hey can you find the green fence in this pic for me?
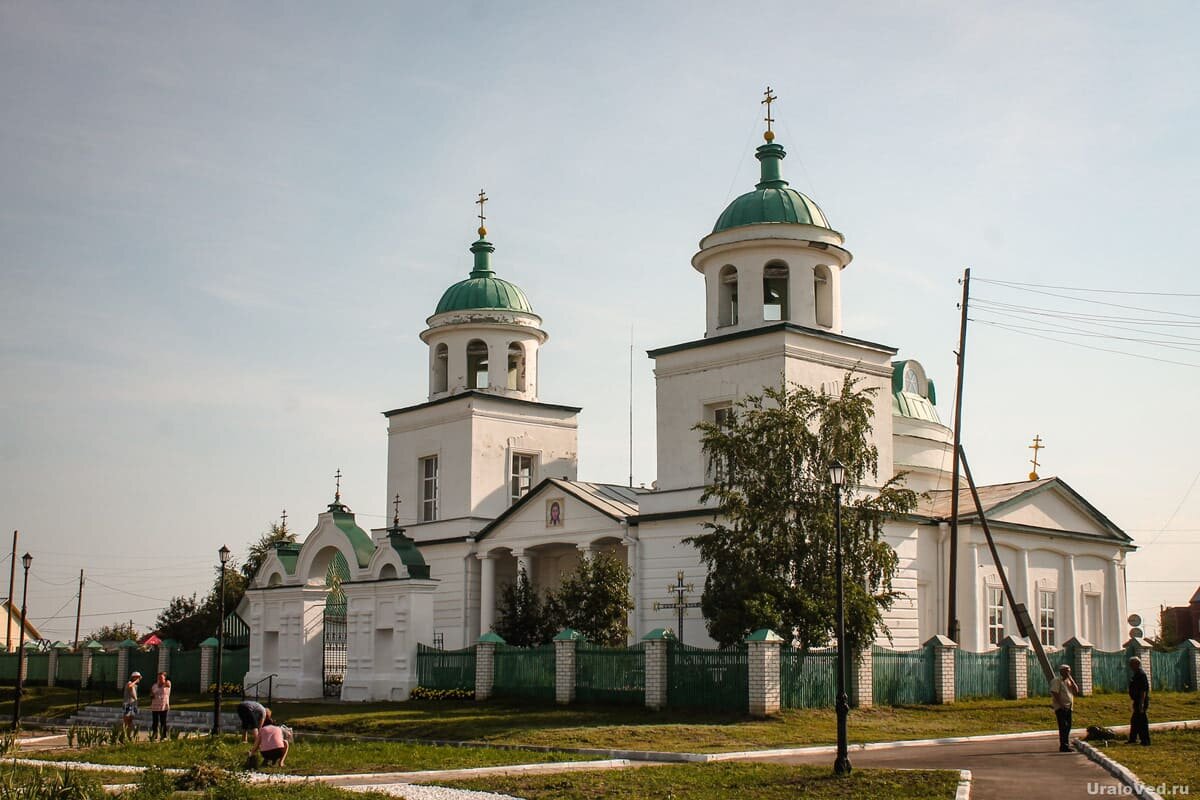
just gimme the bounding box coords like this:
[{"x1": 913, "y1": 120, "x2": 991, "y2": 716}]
[
  {"x1": 1151, "y1": 648, "x2": 1190, "y2": 692},
  {"x1": 129, "y1": 648, "x2": 159, "y2": 682},
  {"x1": 221, "y1": 648, "x2": 249, "y2": 689},
  {"x1": 873, "y1": 645, "x2": 935, "y2": 706},
  {"x1": 24, "y1": 652, "x2": 50, "y2": 685},
  {"x1": 493, "y1": 644, "x2": 555, "y2": 702},
  {"x1": 668, "y1": 642, "x2": 748, "y2": 712},
  {"x1": 1092, "y1": 650, "x2": 1128, "y2": 693},
  {"x1": 0, "y1": 653, "x2": 17, "y2": 683},
  {"x1": 954, "y1": 648, "x2": 1008, "y2": 699},
  {"x1": 1025, "y1": 648, "x2": 1071, "y2": 696},
  {"x1": 170, "y1": 649, "x2": 202, "y2": 693},
  {"x1": 91, "y1": 652, "x2": 118, "y2": 689},
  {"x1": 56, "y1": 653, "x2": 84, "y2": 687},
  {"x1": 781, "y1": 647, "x2": 837, "y2": 709},
  {"x1": 576, "y1": 643, "x2": 645, "y2": 705},
  {"x1": 416, "y1": 644, "x2": 477, "y2": 690}
]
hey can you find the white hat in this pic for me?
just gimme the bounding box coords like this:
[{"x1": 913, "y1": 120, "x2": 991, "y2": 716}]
[{"x1": 130, "y1": 671, "x2": 142, "y2": 678}]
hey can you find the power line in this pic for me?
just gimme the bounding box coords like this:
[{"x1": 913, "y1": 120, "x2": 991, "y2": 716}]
[
  {"x1": 971, "y1": 303, "x2": 1200, "y2": 343},
  {"x1": 88, "y1": 579, "x2": 171, "y2": 604},
  {"x1": 974, "y1": 297, "x2": 1200, "y2": 327},
  {"x1": 973, "y1": 280, "x2": 1200, "y2": 319},
  {"x1": 1140, "y1": 468, "x2": 1200, "y2": 550},
  {"x1": 975, "y1": 277, "x2": 1200, "y2": 298},
  {"x1": 970, "y1": 311, "x2": 1200, "y2": 354},
  {"x1": 972, "y1": 319, "x2": 1200, "y2": 368}
]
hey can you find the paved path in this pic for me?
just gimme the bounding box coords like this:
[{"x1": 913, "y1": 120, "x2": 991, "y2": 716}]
[{"x1": 757, "y1": 732, "x2": 1124, "y2": 800}]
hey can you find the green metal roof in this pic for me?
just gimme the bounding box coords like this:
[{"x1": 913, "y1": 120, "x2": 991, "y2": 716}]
[
  {"x1": 329, "y1": 504, "x2": 376, "y2": 569},
  {"x1": 712, "y1": 142, "x2": 830, "y2": 234},
  {"x1": 387, "y1": 530, "x2": 431, "y2": 579},
  {"x1": 435, "y1": 238, "x2": 534, "y2": 315},
  {"x1": 892, "y1": 360, "x2": 942, "y2": 423},
  {"x1": 273, "y1": 541, "x2": 301, "y2": 575}
]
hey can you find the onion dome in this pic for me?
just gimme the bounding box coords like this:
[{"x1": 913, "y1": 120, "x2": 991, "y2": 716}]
[
  {"x1": 712, "y1": 140, "x2": 830, "y2": 234},
  {"x1": 435, "y1": 237, "x2": 534, "y2": 315}
]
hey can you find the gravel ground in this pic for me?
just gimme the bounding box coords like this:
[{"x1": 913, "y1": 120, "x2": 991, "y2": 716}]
[{"x1": 343, "y1": 784, "x2": 521, "y2": 800}]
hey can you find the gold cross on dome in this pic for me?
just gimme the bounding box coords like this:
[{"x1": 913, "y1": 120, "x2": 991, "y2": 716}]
[
  {"x1": 475, "y1": 189, "x2": 488, "y2": 236},
  {"x1": 762, "y1": 86, "x2": 778, "y2": 141},
  {"x1": 1028, "y1": 435, "x2": 1045, "y2": 480},
  {"x1": 334, "y1": 468, "x2": 343, "y2": 502}
]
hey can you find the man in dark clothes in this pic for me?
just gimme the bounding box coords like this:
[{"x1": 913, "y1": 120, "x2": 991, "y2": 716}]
[{"x1": 1127, "y1": 656, "x2": 1151, "y2": 745}]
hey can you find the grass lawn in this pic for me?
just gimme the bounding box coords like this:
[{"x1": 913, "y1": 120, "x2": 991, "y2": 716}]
[
  {"x1": 25, "y1": 734, "x2": 597, "y2": 775},
  {"x1": 443, "y1": 762, "x2": 961, "y2": 799},
  {"x1": 1099, "y1": 729, "x2": 1199, "y2": 794}
]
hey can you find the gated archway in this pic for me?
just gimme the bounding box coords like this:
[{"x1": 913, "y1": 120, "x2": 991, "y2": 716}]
[{"x1": 322, "y1": 551, "x2": 350, "y2": 697}]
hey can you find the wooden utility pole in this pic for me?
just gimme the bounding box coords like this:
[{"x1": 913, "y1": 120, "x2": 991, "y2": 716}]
[
  {"x1": 5, "y1": 530, "x2": 16, "y2": 652},
  {"x1": 73, "y1": 570, "x2": 85, "y2": 650},
  {"x1": 947, "y1": 269, "x2": 970, "y2": 642}
]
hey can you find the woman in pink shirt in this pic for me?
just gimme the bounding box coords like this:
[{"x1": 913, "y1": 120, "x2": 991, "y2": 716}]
[
  {"x1": 250, "y1": 710, "x2": 288, "y2": 767},
  {"x1": 149, "y1": 672, "x2": 171, "y2": 741}
]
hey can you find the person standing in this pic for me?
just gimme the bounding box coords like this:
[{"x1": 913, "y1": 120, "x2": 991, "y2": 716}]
[
  {"x1": 1049, "y1": 663, "x2": 1080, "y2": 752},
  {"x1": 1127, "y1": 656, "x2": 1151, "y2": 745},
  {"x1": 122, "y1": 671, "x2": 142, "y2": 737},
  {"x1": 149, "y1": 671, "x2": 171, "y2": 741}
]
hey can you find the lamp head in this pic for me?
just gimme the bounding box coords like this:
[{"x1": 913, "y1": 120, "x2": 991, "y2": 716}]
[
  {"x1": 21, "y1": 552, "x2": 32, "y2": 570},
  {"x1": 218, "y1": 545, "x2": 231, "y2": 565},
  {"x1": 828, "y1": 460, "x2": 846, "y2": 488}
]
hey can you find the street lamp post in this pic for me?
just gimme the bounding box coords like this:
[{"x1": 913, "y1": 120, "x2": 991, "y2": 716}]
[
  {"x1": 829, "y1": 461, "x2": 851, "y2": 776},
  {"x1": 212, "y1": 545, "x2": 230, "y2": 737},
  {"x1": 11, "y1": 553, "x2": 32, "y2": 730}
]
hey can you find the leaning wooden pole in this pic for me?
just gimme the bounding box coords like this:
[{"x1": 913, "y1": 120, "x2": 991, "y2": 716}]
[
  {"x1": 6, "y1": 530, "x2": 16, "y2": 652},
  {"x1": 947, "y1": 269, "x2": 970, "y2": 642},
  {"x1": 959, "y1": 445, "x2": 1054, "y2": 682}
]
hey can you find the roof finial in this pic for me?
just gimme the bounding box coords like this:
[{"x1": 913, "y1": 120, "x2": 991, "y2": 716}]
[
  {"x1": 476, "y1": 189, "x2": 488, "y2": 238},
  {"x1": 762, "y1": 86, "x2": 777, "y2": 142},
  {"x1": 280, "y1": 508, "x2": 288, "y2": 531},
  {"x1": 334, "y1": 468, "x2": 343, "y2": 503},
  {"x1": 1028, "y1": 435, "x2": 1045, "y2": 480},
  {"x1": 392, "y1": 493, "x2": 402, "y2": 529}
]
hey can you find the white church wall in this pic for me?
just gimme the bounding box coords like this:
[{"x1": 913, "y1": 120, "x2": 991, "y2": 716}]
[
  {"x1": 991, "y1": 492, "x2": 1109, "y2": 537},
  {"x1": 387, "y1": 404, "x2": 476, "y2": 527},
  {"x1": 468, "y1": 410, "x2": 579, "y2": 520},
  {"x1": 892, "y1": 415, "x2": 954, "y2": 494},
  {"x1": 637, "y1": 517, "x2": 712, "y2": 646},
  {"x1": 421, "y1": 323, "x2": 543, "y2": 401},
  {"x1": 881, "y1": 522, "x2": 922, "y2": 650}
]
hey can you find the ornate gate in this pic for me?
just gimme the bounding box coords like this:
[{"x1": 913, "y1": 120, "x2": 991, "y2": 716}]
[{"x1": 321, "y1": 552, "x2": 350, "y2": 697}]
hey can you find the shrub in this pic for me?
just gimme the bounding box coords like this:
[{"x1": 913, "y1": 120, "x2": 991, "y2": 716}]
[{"x1": 410, "y1": 686, "x2": 473, "y2": 700}]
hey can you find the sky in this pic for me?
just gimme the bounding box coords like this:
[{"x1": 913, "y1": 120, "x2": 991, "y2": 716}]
[{"x1": 1, "y1": 1, "x2": 1197, "y2": 642}]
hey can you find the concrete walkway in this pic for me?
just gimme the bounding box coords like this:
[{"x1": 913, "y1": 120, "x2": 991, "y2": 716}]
[{"x1": 757, "y1": 732, "x2": 1124, "y2": 800}]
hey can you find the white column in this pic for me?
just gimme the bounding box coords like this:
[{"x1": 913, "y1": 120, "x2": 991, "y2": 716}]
[
  {"x1": 479, "y1": 553, "x2": 497, "y2": 634},
  {"x1": 1063, "y1": 555, "x2": 1078, "y2": 643},
  {"x1": 513, "y1": 548, "x2": 534, "y2": 582},
  {"x1": 576, "y1": 543, "x2": 593, "y2": 561},
  {"x1": 967, "y1": 542, "x2": 983, "y2": 651},
  {"x1": 1016, "y1": 550, "x2": 1031, "y2": 614},
  {"x1": 1104, "y1": 559, "x2": 1121, "y2": 651}
]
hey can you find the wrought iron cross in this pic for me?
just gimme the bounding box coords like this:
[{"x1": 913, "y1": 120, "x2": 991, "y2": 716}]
[
  {"x1": 654, "y1": 570, "x2": 701, "y2": 643},
  {"x1": 280, "y1": 508, "x2": 287, "y2": 529},
  {"x1": 476, "y1": 189, "x2": 488, "y2": 234},
  {"x1": 762, "y1": 86, "x2": 777, "y2": 138},
  {"x1": 392, "y1": 493, "x2": 402, "y2": 528},
  {"x1": 1028, "y1": 434, "x2": 1045, "y2": 480},
  {"x1": 334, "y1": 468, "x2": 343, "y2": 502}
]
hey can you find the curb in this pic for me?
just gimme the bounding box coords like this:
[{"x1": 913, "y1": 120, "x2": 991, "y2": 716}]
[
  {"x1": 1074, "y1": 739, "x2": 1164, "y2": 800},
  {"x1": 956, "y1": 769, "x2": 972, "y2": 800}
]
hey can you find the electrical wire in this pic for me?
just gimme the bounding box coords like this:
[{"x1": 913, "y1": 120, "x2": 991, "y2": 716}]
[
  {"x1": 34, "y1": 592, "x2": 80, "y2": 625},
  {"x1": 87, "y1": 579, "x2": 171, "y2": 604},
  {"x1": 973, "y1": 282, "x2": 1200, "y2": 319},
  {"x1": 969, "y1": 312, "x2": 1200, "y2": 354},
  {"x1": 974, "y1": 277, "x2": 1200, "y2": 298},
  {"x1": 971, "y1": 319, "x2": 1200, "y2": 368}
]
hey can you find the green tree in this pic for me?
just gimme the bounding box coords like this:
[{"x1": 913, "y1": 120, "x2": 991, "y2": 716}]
[
  {"x1": 153, "y1": 594, "x2": 210, "y2": 649},
  {"x1": 242, "y1": 521, "x2": 296, "y2": 582},
  {"x1": 688, "y1": 374, "x2": 917, "y2": 651},
  {"x1": 555, "y1": 551, "x2": 634, "y2": 646},
  {"x1": 85, "y1": 621, "x2": 140, "y2": 643},
  {"x1": 493, "y1": 567, "x2": 557, "y2": 646},
  {"x1": 1156, "y1": 607, "x2": 1181, "y2": 650}
]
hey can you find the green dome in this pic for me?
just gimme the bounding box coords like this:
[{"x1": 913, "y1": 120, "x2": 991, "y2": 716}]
[
  {"x1": 435, "y1": 238, "x2": 534, "y2": 315},
  {"x1": 712, "y1": 142, "x2": 830, "y2": 234}
]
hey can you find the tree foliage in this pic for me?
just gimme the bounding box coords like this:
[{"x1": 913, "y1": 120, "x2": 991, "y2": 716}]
[
  {"x1": 85, "y1": 621, "x2": 140, "y2": 643},
  {"x1": 493, "y1": 567, "x2": 558, "y2": 647},
  {"x1": 242, "y1": 521, "x2": 296, "y2": 582},
  {"x1": 688, "y1": 374, "x2": 917, "y2": 651},
  {"x1": 153, "y1": 594, "x2": 210, "y2": 649}
]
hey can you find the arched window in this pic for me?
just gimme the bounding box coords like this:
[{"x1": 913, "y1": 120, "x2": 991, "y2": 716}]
[
  {"x1": 432, "y1": 343, "x2": 448, "y2": 394},
  {"x1": 763, "y1": 262, "x2": 789, "y2": 321},
  {"x1": 717, "y1": 265, "x2": 739, "y2": 327},
  {"x1": 467, "y1": 340, "x2": 489, "y2": 389},
  {"x1": 814, "y1": 265, "x2": 833, "y2": 328},
  {"x1": 507, "y1": 342, "x2": 526, "y2": 391}
]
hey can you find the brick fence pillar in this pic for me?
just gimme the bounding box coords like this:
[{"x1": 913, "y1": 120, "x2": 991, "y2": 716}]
[
  {"x1": 117, "y1": 642, "x2": 134, "y2": 689},
  {"x1": 81, "y1": 645, "x2": 95, "y2": 689},
  {"x1": 157, "y1": 644, "x2": 172, "y2": 677},
  {"x1": 1181, "y1": 640, "x2": 1200, "y2": 692},
  {"x1": 47, "y1": 647, "x2": 60, "y2": 688},
  {"x1": 199, "y1": 637, "x2": 217, "y2": 694},
  {"x1": 1125, "y1": 637, "x2": 1153, "y2": 686},
  {"x1": 554, "y1": 629, "x2": 583, "y2": 705},
  {"x1": 475, "y1": 632, "x2": 503, "y2": 701},
  {"x1": 849, "y1": 648, "x2": 873, "y2": 708},
  {"x1": 925, "y1": 635, "x2": 957, "y2": 704},
  {"x1": 1002, "y1": 635, "x2": 1029, "y2": 700},
  {"x1": 746, "y1": 629, "x2": 782, "y2": 717},
  {"x1": 642, "y1": 628, "x2": 673, "y2": 711},
  {"x1": 1065, "y1": 637, "x2": 1093, "y2": 696}
]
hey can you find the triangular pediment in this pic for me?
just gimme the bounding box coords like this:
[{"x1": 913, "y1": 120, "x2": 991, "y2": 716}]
[{"x1": 477, "y1": 478, "x2": 641, "y2": 546}]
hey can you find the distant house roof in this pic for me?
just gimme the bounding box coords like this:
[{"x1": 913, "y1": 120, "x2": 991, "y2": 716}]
[
  {"x1": 2, "y1": 599, "x2": 42, "y2": 642},
  {"x1": 477, "y1": 478, "x2": 646, "y2": 539}
]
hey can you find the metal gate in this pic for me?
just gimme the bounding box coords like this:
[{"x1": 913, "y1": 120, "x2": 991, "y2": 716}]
[{"x1": 322, "y1": 551, "x2": 350, "y2": 697}]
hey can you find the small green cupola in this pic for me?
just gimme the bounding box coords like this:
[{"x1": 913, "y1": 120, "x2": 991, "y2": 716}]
[
  {"x1": 434, "y1": 198, "x2": 534, "y2": 317},
  {"x1": 712, "y1": 139, "x2": 831, "y2": 234}
]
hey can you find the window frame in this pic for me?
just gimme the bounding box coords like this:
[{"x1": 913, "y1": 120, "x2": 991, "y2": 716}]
[
  {"x1": 1038, "y1": 589, "x2": 1057, "y2": 647},
  {"x1": 419, "y1": 454, "x2": 439, "y2": 522},
  {"x1": 509, "y1": 451, "x2": 537, "y2": 505},
  {"x1": 986, "y1": 584, "x2": 1005, "y2": 646}
]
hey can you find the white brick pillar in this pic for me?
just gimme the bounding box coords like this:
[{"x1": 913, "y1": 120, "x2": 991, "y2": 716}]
[
  {"x1": 478, "y1": 554, "x2": 497, "y2": 635},
  {"x1": 116, "y1": 644, "x2": 132, "y2": 689},
  {"x1": 199, "y1": 639, "x2": 217, "y2": 694},
  {"x1": 849, "y1": 648, "x2": 873, "y2": 708},
  {"x1": 475, "y1": 632, "x2": 503, "y2": 701},
  {"x1": 926, "y1": 635, "x2": 957, "y2": 704},
  {"x1": 81, "y1": 647, "x2": 95, "y2": 689},
  {"x1": 746, "y1": 629, "x2": 782, "y2": 717},
  {"x1": 642, "y1": 628, "x2": 673, "y2": 710},
  {"x1": 1182, "y1": 640, "x2": 1200, "y2": 692},
  {"x1": 554, "y1": 629, "x2": 583, "y2": 705},
  {"x1": 1002, "y1": 635, "x2": 1029, "y2": 699},
  {"x1": 47, "y1": 647, "x2": 59, "y2": 688},
  {"x1": 1065, "y1": 637, "x2": 1093, "y2": 696},
  {"x1": 1125, "y1": 637, "x2": 1153, "y2": 685},
  {"x1": 157, "y1": 644, "x2": 171, "y2": 677}
]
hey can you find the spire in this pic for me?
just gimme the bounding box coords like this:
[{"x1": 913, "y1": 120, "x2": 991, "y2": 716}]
[
  {"x1": 470, "y1": 189, "x2": 496, "y2": 277},
  {"x1": 755, "y1": 87, "x2": 788, "y2": 190}
]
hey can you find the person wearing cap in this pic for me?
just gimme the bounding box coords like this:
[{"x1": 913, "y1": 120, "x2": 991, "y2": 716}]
[
  {"x1": 1049, "y1": 663, "x2": 1080, "y2": 752},
  {"x1": 1127, "y1": 657, "x2": 1151, "y2": 745},
  {"x1": 122, "y1": 671, "x2": 142, "y2": 737}
]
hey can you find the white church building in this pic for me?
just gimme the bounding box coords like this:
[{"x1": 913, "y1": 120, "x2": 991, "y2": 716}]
[{"x1": 245, "y1": 113, "x2": 1133, "y2": 699}]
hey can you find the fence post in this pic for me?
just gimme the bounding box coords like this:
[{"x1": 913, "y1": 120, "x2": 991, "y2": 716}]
[
  {"x1": 641, "y1": 628, "x2": 674, "y2": 711},
  {"x1": 1064, "y1": 637, "x2": 1093, "y2": 696},
  {"x1": 475, "y1": 632, "x2": 504, "y2": 701},
  {"x1": 1001, "y1": 635, "x2": 1029, "y2": 700},
  {"x1": 554, "y1": 629, "x2": 584, "y2": 705},
  {"x1": 157, "y1": 640, "x2": 175, "y2": 678},
  {"x1": 849, "y1": 648, "x2": 873, "y2": 708},
  {"x1": 47, "y1": 646, "x2": 60, "y2": 688},
  {"x1": 1125, "y1": 637, "x2": 1153, "y2": 685},
  {"x1": 745, "y1": 629, "x2": 782, "y2": 717},
  {"x1": 199, "y1": 637, "x2": 218, "y2": 694},
  {"x1": 1180, "y1": 640, "x2": 1200, "y2": 692},
  {"x1": 925, "y1": 635, "x2": 957, "y2": 704},
  {"x1": 117, "y1": 639, "x2": 137, "y2": 689},
  {"x1": 81, "y1": 643, "x2": 97, "y2": 689}
]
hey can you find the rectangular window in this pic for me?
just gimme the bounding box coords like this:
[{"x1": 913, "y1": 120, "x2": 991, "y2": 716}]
[
  {"x1": 987, "y1": 585, "x2": 1005, "y2": 646},
  {"x1": 420, "y1": 455, "x2": 439, "y2": 521},
  {"x1": 708, "y1": 405, "x2": 733, "y2": 483},
  {"x1": 510, "y1": 453, "x2": 536, "y2": 504},
  {"x1": 1039, "y1": 590, "x2": 1056, "y2": 647}
]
